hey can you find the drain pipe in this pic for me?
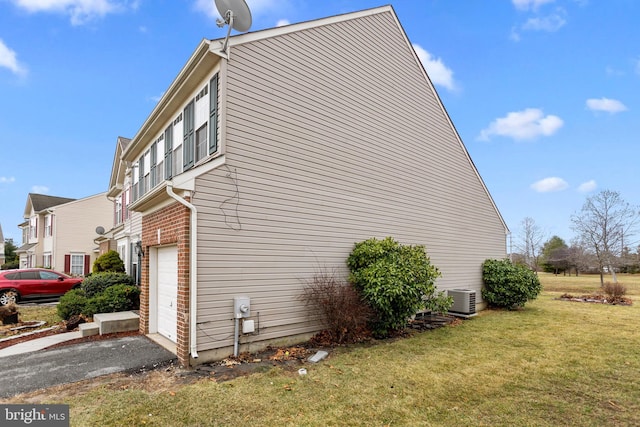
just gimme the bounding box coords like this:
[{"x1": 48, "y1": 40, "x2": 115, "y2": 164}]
[{"x1": 166, "y1": 184, "x2": 199, "y2": 360}]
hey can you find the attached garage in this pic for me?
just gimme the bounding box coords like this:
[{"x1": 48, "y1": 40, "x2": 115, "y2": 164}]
[{"x1": 155, "y1": 245, "x2": 178, "y2": 343}]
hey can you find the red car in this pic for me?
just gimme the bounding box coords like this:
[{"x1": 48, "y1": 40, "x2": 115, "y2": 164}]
[{"x1": 0, "y1": 268, "x2": 83, "y2": 306}]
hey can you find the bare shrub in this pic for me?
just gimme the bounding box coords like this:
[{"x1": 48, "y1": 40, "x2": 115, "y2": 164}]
[
  {"x1": 602, "y1": 282, "x2": 627, "y2": 303},
  {"x1": 301, "y1": 269, "x2": 372, "y2": 344}
]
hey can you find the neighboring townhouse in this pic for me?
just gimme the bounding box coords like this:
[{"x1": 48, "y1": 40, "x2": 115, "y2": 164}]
[
  {"x1": 99, "y1": 136, "x2": 144, "y2": 284},
  {"x1": 112, "y1": 6, "x2": 509, "y2": 366},
  {"x1": 16, "y1": 193, "x2": 113, "y2": 275}
]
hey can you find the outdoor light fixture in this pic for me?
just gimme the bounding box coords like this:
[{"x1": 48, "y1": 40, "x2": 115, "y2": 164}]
[{"x1": 135, "y1": 240, "x2": 144, "y2": 257}]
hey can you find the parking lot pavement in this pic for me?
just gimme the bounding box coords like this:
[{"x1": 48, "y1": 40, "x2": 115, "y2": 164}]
[{"x1": 0, "y1": 335, "x2": 177, "y2": 398}]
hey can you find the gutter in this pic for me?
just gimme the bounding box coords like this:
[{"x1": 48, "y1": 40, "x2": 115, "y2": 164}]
[{"x1": 166, "y1": 184, "x2": 199, "y2": 360}]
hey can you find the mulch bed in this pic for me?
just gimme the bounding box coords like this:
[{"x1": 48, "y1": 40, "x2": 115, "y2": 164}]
[{"x1": 558, "y1": 293, "x2": 633, "y2": 306}]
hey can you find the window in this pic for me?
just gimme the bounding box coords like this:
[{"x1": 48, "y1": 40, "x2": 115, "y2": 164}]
[
  {"x1": 195, "y1": 123, "x2": 208, "y2": 163},
  {"x1": 44, "y1": 215, "x2": 52, "y2": 237},
  {"x1": 29, "y1": 218, "x2": 37, "y2": 239},
  {"x1": 39, "y1": 270, "x2": 59, "y2": 280},
  {"x1": 43, "y1": 253, "x2": 52, "y2": 269},
  {"x1": 70, "y1": 255, "x2": 85, "y2": 275},
  {"x1": 183, "y1": 100, "x2": 195, "y2": 170},
  {"x1": 123, "y1": 189, "x2": 130, "y2": 220},
  {"x1": 115, "y1": 197, "x2": 123, "y2": 225}
]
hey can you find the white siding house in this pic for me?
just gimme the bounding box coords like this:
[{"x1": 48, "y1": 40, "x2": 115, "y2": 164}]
[{"x1": 116, "y1": 6, "x2": 509, "y2": 366}]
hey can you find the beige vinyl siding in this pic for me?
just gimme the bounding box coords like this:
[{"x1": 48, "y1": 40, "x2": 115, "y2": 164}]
[
  {"x1": 192, "y1": 11, "x2": 506, "y2": 352},
  {"x1": 51, "y1": 193, "x2": 113, "y2": 273}
]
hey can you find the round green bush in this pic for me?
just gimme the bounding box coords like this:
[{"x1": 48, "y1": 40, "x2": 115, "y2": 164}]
[
  {"x1": 82, "y1": 272, "x2": 135, "y2": 298},
  {"x1": 92, "y1": 250, "x2": 125, "y2": 273},
  {"x1": 481, "y1": 258, "x2": 542, "y2": 309},
  {"x1": 57, "y1": 289, "x2": 89, "y2": 320},
  {"x1": 85, "y1": 284, "x2": 140, "y2": 317},
  {"x1": 347, "y1": 237, "x2": 446, "y2": 337}
]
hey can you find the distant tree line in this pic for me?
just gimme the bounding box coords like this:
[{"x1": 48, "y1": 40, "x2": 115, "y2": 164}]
[{"x1": 511, "y1": 190, "x2": 640, "y2": 286}]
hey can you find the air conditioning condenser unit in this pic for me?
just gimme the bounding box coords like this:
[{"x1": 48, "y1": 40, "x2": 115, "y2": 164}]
[{"x1": 447, "y1": 289, "x2": 477, "y2": 317}]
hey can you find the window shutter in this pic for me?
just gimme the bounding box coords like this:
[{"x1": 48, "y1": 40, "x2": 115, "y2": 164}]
[
  {"x1": 164, "y1": 124, "x2": 173, "y2": 179},
  {"x1": 51, "y1": 214, "x2": 54, "y2": 236},
  {"x1": 64, "y1": 254, "x2": 71, "y2": 274},
  {"x1": 183, "y1": 100, "x2": 195, "y2": 170},
  {"x1": 209, "y1": 74, "x2": 219, "y2": 155},
  {"x1": 139, "y1": 155, "x2": 145, "y2": 196},
  {"x1": 35, "y1": 218, "x2": 38, "y2": 238},
  {"x1": 84, "y1": 255, "x2": 91, "y2": 276},
  {"x1": 150, "y1": 141, "x2": 157, "y2": 187}
]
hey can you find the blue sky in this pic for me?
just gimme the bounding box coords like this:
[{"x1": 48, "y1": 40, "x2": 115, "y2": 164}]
[{"x1": 1, "y1": 0, "x2": 638, "y2": 249}]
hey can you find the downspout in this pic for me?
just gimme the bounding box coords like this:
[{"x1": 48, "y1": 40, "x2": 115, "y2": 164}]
[{"x1": 166, "y1": 184, "x2": 199, "y2": 360}]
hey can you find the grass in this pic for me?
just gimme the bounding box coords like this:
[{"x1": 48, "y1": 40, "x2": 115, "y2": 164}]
[
  {"x1": 14, "y1": 304, "x2": 62, "y2": 328},
  {"x1": 10, "y1": 275, "x2": 640, "y2": 426},
  {"x1": 538, "y1": 272, "x2": 640, "y2": 296}
]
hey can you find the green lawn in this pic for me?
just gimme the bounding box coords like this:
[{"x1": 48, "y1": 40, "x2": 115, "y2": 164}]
[
  {"x1": 51, "y1": 273, "x2": 640, "y2": 426},
  {"x1": 6, "y1": 275, "x2": 640, "y2": 426}
]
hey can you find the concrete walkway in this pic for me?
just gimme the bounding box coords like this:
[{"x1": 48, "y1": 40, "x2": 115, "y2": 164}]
[
  {"x1": 0, "y1": 335, "x2": 177, "y2": 398},
  {"x1": 0, "y1": 331, "x2": 83, "y2": 357}
]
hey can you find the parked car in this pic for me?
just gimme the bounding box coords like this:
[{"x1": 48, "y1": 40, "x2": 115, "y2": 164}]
[{"x1": 0, "y1": 268, "x2": 83, "y2": 306}]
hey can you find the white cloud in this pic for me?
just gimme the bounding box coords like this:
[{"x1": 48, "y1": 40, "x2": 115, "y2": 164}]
[
  {"x1": 478, "y1": 108, "x2": 563, "y2": 141},
  {"x1": 522, "y1": 14, "x2": 566, "y2": 32},
  {"x1": 586, "y1": 97, "x2": 627, "y2": 114},
  {"x1": 276, "y1": 19, "x2": 290, "y2": 27},
  {"x1": 577, "y1": 180, "x2": 597, "y2": 193},
  {"x1": 31, "y1": 185, "x2": 50, "y2": 193},
  {"x1": 149, "y1": 92, "x2": 164, "y2": 103},
  {"x1": 531, "y1": 177, "x2": 569, "y2": 193},
  {"x1": 0, "y1": 176, "x2": 16, "y2": 184},
  {"x1": 0, "y1": 39, "x2": 27, "y2": 76},
  {"x1": 195, "y1": 0, "x2": 285, "y2": 20},
  {"x1": 9, "y1": 0, "x2": 131, "y2": 25},
  {"x1": 412, "y1": 44, "x2": 457, "y2": 92},
  {"x1": 512, "y1": 0, "x2": 555, "y2": 11}
]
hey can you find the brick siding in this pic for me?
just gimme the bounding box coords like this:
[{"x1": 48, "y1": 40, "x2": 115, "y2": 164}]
[{"x1": 140, "y1": 200, "x2": 192, "y2": 366}]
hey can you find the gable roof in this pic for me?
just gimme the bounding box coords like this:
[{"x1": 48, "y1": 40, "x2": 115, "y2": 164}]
[
  {"x1": 25, "y1": 193, "x2": 76, "y2": 216},
  {"x1": 107, "y1": 136, "x2": 132, "y2": 197}
]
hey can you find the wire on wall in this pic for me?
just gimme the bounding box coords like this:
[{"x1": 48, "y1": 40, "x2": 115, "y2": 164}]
[{"x1": 219, "y1": 165, "x2": 242, "y2": 231}]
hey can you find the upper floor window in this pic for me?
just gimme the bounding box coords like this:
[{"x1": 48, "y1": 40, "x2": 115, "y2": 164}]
[
  {"x1": 44, "y1": 215, "x2": 53, "y2": 237},
  {"x1": 29, "y1": 217, "x2": 37, "y2": 239},
  {"x1": 114, "y1": 196, "x2": 123, "y2": 225},
  {"x1": 131, "y1": 72, "x2": 219, "y2": 202}
]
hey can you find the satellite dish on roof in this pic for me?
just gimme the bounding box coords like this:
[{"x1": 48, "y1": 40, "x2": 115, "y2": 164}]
[
  {"x1": 95, "y1": 226, "x2": 105, "y2": 235},
  {"x1": 215, "y1": 0, "x2": 252, "y2": 53}
]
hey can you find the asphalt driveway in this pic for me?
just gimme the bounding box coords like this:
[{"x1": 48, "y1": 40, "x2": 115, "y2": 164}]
[{"x1": 0, "y1": 335, "x2": 176, "y2": 398}]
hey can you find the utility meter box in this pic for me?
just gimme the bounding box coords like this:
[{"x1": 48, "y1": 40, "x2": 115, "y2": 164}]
[{"x1": 233, "y1": 296, "x2": 251, "y2": 319}]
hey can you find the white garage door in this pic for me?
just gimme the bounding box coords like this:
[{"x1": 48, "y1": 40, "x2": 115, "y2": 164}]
[{"x1": 157, "y1": 246, "x2": 178, "y2": 343}]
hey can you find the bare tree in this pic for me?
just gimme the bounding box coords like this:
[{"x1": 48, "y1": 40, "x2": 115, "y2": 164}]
[
  {"x1": 514, "y1": 217, "x2": 545, "y2": 272},
  {"x1": 570, "y1": 190, "x2": 640, "y2": 285}
]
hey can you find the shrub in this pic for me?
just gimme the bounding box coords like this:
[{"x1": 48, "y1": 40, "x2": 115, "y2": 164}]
[
  {"x1": 57, "y1": 289, "x2": 89, "y2": 320},
  {"x1": 603, "y1": 282, "x2": 626, "y2": 303},
  {"x1": 481, "y1": 258, "x2": 542, "y2": 309},
  {"x1": 85, "y1": 285, "x2": 140, "y2": 317},
  {"x1": 82, "y1": 271, "x2": 135, "y2": 298},
  {"x1": 93, "y1": 250, "x2": 125, "y2": 273},
  {"x1": 1, "y1": 261, "x2": 20, "y2": 270},
  {"x1": 301, "y1": 269, "x2": 372, "y2": 344},
  {"x1": 347, "y1": 237, "x2": 446, "y2": 337}
]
